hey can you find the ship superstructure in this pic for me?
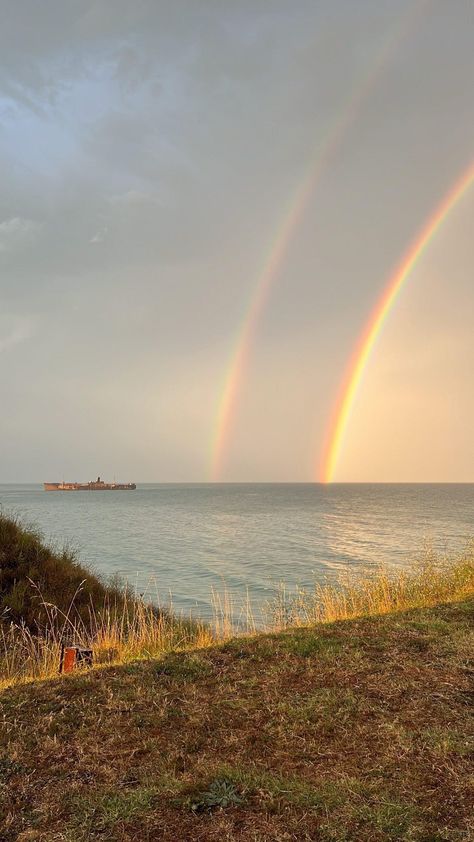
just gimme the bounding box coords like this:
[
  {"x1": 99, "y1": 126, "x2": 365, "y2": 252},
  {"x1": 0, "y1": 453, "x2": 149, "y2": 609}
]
[{"x1": 44, "y1": 476, "x2": 136, "y2": 491}]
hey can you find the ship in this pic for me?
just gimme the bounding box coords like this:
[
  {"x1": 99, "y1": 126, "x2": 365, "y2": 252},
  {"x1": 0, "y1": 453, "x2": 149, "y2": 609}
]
[{"x1": 44, "y1": 476, "x2": 136, "y2": 491}]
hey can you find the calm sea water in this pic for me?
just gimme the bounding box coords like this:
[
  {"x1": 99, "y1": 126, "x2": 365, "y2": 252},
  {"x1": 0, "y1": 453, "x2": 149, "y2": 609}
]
[{"x1": 1, "y1": 484, "x2": 473, "y2": 623}]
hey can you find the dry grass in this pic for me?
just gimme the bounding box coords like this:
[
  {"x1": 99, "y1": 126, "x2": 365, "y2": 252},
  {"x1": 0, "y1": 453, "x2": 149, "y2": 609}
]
[
  {"x1": 266, "y1": 542, "x2": 474, "y2": 628},
  {"x1": 0, "y1": 511, "x2": 213, "y2": 689},
  {"x1": 2, "y1": 519, "x2": 473, "y2": 838},
  {"x1": 0, "y1": 591, "x2": 213, "y2": 690},
  {"x1": 1, "y1": 545, "x2": 473, "y2": 690},
  {"x1": 1, "y1": 597, "x2": 473, "y2": 841}
]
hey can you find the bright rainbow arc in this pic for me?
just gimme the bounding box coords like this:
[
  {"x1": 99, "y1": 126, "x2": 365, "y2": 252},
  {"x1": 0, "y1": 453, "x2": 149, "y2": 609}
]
[
  {"x1": 320, "y1": 161, "x2": 474, "y2": 484},
  {"x1": 210, "y1": 1, "x2": 430, "y2": 481}
]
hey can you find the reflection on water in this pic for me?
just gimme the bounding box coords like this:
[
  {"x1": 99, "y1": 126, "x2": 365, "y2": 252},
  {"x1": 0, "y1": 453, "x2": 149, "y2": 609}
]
[{"x1": 0, "y1": 483, "x2": 472, "y2": 622}]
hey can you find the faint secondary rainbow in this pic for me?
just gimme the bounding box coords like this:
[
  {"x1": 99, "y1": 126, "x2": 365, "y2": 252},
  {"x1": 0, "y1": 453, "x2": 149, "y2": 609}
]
[
  {"x1": 320, "y1": 160, "x2": 474, "y2": 484},
  {"x1": 210, "y1": 1, "x2": 430, "y2": 481}
]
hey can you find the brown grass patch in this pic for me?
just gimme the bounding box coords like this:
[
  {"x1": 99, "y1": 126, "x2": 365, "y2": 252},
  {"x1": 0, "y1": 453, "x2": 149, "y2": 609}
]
[{"x1": 1, "y1": 598, "x2": 473, "y2": 841}]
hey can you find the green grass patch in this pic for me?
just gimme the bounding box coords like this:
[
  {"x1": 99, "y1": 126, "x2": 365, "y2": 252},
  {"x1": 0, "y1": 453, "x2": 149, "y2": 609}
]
[
  {"x1": 408, "y1": 618, "x2": 453, "y2": 635},
  {"x1": 153, "y1": 653, "x2": 211, "y2": 681},
  {"x1": 199, "y1": 766, "x2": 361, "y2": 812},
  {"x1": 70, "y1": 787, "x2": 159, "y2": 837},
  {"x1": 278, "y1": 631, "x2": 344, "y2": 658},
  {"x1": 421, "y1": 727, "x2": 472, "y2": 758},
  {"x1": 276, "y1": 687, "x2": 361, "y2": 726},
  {"x1": 354, "y1": 798, "x2": 417, "y2": 840}
]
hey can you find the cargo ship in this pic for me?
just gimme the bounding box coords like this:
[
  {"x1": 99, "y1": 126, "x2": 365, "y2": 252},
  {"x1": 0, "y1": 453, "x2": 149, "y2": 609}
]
[{"x1": 44, "y1": 476, "x2": 136, "y2": 491}]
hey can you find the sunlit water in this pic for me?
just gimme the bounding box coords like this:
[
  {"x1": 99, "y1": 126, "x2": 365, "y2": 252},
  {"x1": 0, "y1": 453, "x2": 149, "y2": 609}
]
[{"x1": 1, "y1": 484, "x2": 472, "y2": 624}]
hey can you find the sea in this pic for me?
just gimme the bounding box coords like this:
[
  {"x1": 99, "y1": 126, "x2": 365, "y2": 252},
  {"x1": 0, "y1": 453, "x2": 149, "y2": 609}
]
[{"x1": 1, "y1": 483, "x2": 473, "y2": 625}]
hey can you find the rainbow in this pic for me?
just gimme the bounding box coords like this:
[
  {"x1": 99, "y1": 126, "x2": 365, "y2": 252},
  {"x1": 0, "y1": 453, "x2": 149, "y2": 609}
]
[
  {"x1": 320, "y1": 160, "x2": 474, "y2": 484},
  {"x1": 210, "y1": 1, "x2": 430, "y2": 481},
  {"x1": 210, "y1": 169, "x2": 320, "y2": 481}
]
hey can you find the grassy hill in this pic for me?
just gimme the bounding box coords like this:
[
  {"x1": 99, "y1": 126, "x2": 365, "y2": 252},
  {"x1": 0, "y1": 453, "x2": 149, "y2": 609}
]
[
  {"x1": 1, "y1": 597, "x2": 473, "y2": 841},
  {"x1": 0, "y1": 514, "x2": 205, "y2": 687},
  {"x1": 0, "y1": 514, "x2": 119, "y2": 631}
]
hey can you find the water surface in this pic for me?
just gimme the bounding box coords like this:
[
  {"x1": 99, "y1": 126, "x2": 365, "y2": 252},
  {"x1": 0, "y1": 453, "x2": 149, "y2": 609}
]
[{"x1": 1, "y1": 483, "x2": 472, "y2": 622}]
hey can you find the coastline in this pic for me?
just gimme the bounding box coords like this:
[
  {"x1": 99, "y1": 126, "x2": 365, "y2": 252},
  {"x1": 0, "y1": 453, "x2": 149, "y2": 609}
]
[{"x1": 1, "y1": 513, "x2": 473, "y2": 839}]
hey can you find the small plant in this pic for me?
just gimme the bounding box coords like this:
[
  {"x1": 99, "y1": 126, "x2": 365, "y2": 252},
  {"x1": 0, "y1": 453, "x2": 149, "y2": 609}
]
[{"x1": 188, "y1": 778, "x2": 245, "y2": 812}]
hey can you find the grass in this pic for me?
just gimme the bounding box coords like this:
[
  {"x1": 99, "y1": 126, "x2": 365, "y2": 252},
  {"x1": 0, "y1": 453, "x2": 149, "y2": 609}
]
[
  {"x1": 0, "y1": 513, "x2": 212, "y2": 688},
  {"x1": 0, "y1": 599, "x2": 213, "y2": 688},
  {"x1": 266, "y1": 542, "x2": 474, "y2": 627},
  {"x1": 0, "y1": 598, "x2": 472, "y2": 840},
  {"x1": 0, "y1": 512, "x2": 473, "y2": 689},
  {"x1": 1, "y1": 515, "x2": 474, "y2": 838},
  {"x1": 69, "y1": 787, "x2": 161, "y2": 836},
  {"x1": 0, "y1": 513, "x2": 121, "y2": 630}
]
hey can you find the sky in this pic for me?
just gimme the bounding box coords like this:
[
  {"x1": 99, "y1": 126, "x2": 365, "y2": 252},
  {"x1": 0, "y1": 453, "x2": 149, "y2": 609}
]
[{"x1": 0, "y1": 0, "x2": 473, "y2": 483}]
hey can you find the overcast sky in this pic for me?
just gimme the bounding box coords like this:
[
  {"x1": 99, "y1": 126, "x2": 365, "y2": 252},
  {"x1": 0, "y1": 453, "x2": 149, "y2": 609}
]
[{"x1": 1, "y1": 1, "x2": 473, "y2": 482}]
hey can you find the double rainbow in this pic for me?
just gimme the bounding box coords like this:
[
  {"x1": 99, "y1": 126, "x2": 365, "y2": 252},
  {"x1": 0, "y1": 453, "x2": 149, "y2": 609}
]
[
  {"x1": 320, "y1": 161, "x2": 474, "y2": 483},
  {"x1": 209, "y1": 1, "x2": 430, "y2": 481}
]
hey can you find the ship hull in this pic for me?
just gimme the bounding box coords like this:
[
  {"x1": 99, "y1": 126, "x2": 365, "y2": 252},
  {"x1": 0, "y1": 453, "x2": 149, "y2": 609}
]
[{"x1": 44, "y1": 482, "x2": 136, "y2": 491}]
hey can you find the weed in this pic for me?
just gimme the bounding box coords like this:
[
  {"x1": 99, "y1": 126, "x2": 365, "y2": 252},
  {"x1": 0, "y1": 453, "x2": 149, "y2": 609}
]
[
  {"x1": 185, "y1": 777, "x2": 245, "y2": 812},
  {"x1": 206, "y1": 766, "x2": 358, "y2": 811}
]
